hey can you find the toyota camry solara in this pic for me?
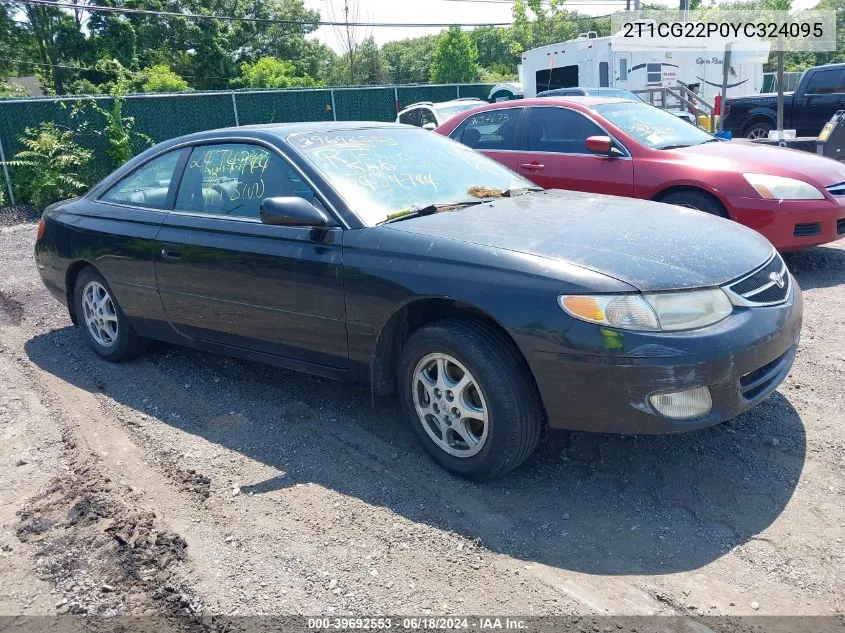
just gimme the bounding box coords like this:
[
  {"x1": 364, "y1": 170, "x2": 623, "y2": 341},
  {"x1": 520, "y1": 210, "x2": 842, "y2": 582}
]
[{"x1": 34, "y1": 122, "x2": 803, "y2": 479}]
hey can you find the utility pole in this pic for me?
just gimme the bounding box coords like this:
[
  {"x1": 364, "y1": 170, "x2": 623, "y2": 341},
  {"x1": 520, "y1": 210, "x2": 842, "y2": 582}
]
[{"x1": 344, "y1": 1, "x2": 354, "y2": 85}]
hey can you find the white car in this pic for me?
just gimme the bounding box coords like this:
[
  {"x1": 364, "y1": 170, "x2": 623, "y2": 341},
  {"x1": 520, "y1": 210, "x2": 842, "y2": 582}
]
[{"x1": 396, "y1": 98, "x2": 485, "y2": 130}]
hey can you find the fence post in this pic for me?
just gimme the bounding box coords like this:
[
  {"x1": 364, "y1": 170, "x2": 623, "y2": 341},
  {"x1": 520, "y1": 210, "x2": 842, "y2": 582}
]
[
  {"x1": 393, "y1": 87, "x2": 399, "y2": 116},
  {"x1": 231, "y1": 91, "x2": 240, "y2": 126},
  {"x1": 330, "y1": 89, "x2": 337, "y2": 121},
  {"x1": 0, "y1": 134, "x2": 15, "y2": 206},
  {"x1": 456, "y1": 84, "x2": 461, "y2": 99}
]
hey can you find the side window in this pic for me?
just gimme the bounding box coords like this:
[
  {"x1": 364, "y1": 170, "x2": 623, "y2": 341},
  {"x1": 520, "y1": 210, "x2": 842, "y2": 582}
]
[
  {"x1": 535, "y1": 65, "x2": 579, "y2": 92},
  {"x1": 400, "y1": 108, "x2": 421, "y2": 127},
  {"x1": 619, "y1": 58, "x2": 628, "y2": 81},
  {"x1": 453, "y1": 108, "x2": 522, "y2": 151},
  {"x1": 174, "y1": 143, "x2": 316, "y2": 219},
  {"x1": 805, "y1": 70, "x2": 845, "y2": 95},
  {"x1": 420, "y1": 108, "x2": 437, "y2": 127},
  {"x1": 646, "y1": 63, "x2": 662, "y2": 83},
  {"x1": 599, "y1": 62, "x2": 609, "y2": 87},
  {"x1": 526, "y1": 107, "x2": 604, "y2": 154},
  {"x1": 100, "y1": 150, "x2": 185, "y2": 209}
]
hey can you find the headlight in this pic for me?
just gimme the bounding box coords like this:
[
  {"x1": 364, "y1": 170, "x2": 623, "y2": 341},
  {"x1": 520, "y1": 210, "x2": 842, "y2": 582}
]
[
  {"x1": 559, "y1": 288, "x2": 732, "y2": 332},
  {"x1": 743, "y1": 173, "x2": 824, "y2": 200}
]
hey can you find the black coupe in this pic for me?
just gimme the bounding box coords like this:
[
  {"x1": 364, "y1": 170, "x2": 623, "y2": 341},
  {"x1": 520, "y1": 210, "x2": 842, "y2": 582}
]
[{"x1": 34, "y1": 122, "x2": 803, "y2": 479}]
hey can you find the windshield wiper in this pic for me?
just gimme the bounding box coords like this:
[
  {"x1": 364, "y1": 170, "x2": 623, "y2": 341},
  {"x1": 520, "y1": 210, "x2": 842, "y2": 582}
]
[
  {"x1": 656, "y1": 143, "x2": 692, "y2": 150},
  {"x1": 379, "y1": 200, "x2": 486, "y2": 225},
  {"x1": 502, "y1": 186, "x2": 543, "y2": 197}
]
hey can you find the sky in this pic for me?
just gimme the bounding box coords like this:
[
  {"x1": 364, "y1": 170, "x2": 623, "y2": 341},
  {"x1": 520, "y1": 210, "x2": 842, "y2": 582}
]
[
  {"x1": 303, "y1": 0, "x2": 622, "y2": 51},
  {"x1": 303, "y1": 0, "x2": 821, "y2": 52}
]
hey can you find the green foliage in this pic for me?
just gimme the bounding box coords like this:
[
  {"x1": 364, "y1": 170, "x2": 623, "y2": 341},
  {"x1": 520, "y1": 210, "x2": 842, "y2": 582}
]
[
  {"x1": 140, "y1": 65, "x2": 190, "y2": 93},
  {"x1": 382, "y1": 35, "x2": 438, "y2": 84},
  {"x1": 6, "y1": 123, "x2": 91, "y2": 210},
  {"x1": 0, "y1": 81, "x2": 29, "y2": 98},
  {"x1": 236, "y1": 56, "x2": 319, "y2": 89},
  {"x1": 430, "y1": 27, "x2": 479, "y2": 84}
]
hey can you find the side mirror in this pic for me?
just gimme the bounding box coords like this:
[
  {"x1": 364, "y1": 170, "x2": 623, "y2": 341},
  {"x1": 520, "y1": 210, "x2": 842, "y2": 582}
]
[
  {"x1": 422, "y1": 122, "x2": 437, "y2": 131},
  {"x1": 260, "y1": 196, "x2": 330, "y2": 227},
  {"x1": 585, "y1": 135, "x2": 614, "y2": 155}
]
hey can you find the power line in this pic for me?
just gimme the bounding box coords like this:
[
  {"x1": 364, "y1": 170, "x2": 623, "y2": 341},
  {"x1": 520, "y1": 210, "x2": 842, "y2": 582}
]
[{"x1": 3, "y1": 0, "x2": 516, "y2": 27}]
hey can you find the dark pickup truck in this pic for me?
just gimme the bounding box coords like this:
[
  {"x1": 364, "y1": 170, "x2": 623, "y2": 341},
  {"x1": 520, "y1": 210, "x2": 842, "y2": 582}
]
[{"x1": 723, "y1": 63, "x2": 845, "y2": 139}]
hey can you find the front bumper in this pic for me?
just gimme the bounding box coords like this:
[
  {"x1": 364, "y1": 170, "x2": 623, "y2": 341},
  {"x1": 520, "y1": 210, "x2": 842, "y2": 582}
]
[
  {"x1": 520, "y1": 279, "x2": 803, "y2": 434},
  {"x1": 728, "y1": 196, "x2": 845, "y2": 251}
]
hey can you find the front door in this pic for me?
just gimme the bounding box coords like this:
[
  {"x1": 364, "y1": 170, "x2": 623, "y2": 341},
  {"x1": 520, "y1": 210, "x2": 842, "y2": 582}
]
[
  {"x1": 154, "y1": 142, "x2": 348, "y2": 368},
  {"x1": 614, "y1": 53, "x2": 632, "y2": 90},
  {"x1": 516, "y1": 106, "x2": 634, "y2": 197},
  {"x1": 793, "y1": 68, "x2": 845, "y2": 136}
]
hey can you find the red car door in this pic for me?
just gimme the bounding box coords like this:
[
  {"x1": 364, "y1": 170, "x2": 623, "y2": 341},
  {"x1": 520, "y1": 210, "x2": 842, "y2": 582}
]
[
  {"x1": 447, "y1": 106, "x2": 525, "y2": 172},
  {"x1": 516, "y1": 106, "x2": 634, "y2": 197}
]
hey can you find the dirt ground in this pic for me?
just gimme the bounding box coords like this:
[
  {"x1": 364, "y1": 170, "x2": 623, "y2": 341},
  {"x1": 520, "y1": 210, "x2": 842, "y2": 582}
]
[{"x1": 0, "y1": 220, "x2": 843, "y2": 622}]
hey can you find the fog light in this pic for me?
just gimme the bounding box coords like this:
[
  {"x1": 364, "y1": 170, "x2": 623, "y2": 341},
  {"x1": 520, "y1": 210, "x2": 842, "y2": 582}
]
[{"x1": 649, "y1": 386, "x2": 712, "y2": 420}]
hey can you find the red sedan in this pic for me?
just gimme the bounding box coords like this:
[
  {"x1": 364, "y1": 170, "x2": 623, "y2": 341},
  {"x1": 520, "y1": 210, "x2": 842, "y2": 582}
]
[{"x1": 435, "y1": 97, "x2": 845, "y2": 251}]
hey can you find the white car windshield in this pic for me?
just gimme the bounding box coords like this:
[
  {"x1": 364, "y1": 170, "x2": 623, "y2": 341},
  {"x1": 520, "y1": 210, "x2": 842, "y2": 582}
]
[
  {"x1": 287, "y1": 127, "x2": 535, "y2": 226},
  {"x1": 435, "y1": 102, "x2": 483, "y2": 120},
  {"x1": 593, "y1": 102, "x2": 714, "y2": 149}
]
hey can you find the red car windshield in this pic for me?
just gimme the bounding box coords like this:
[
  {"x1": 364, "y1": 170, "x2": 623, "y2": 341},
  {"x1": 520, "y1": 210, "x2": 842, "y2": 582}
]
[{"x1": 593, "y1": 102, "x2": 714, "y2": 150}]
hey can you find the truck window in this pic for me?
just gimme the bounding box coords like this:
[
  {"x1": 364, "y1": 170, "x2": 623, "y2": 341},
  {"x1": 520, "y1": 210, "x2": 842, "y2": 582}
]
[
  {"x1": 647, "y1": 63, "x2": 662, "y2": 83},
  {"x1": 599, "y1": 62, "x2": 609, "y2": 88},
  {"x1": 535, "y1": 65, "x2": 579, "y2": 92},
  {"x1": 804, "y1": 69, "x2": 845, "y2": 95}
]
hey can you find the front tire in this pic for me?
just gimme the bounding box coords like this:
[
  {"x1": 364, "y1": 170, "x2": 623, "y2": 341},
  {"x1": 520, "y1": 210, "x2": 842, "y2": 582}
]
[
  {"x1": 660, "y1": 190, "x2": 728, "y2": 218},
  {"x1": 398, "y1": 319, "x2": 542, "y2": 480},
  {"x1": 744, "y1": 121, "x2": 773, "y2": 140},
  {"x1": 73, "y1": 267, "x2": 146, "y2": 362}
]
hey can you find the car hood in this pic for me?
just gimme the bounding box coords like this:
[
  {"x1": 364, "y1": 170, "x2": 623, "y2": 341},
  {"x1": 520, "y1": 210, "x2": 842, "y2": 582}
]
[
  {"x1": 384, "y1": 190, "x2": 774, "y2": 292},
  {"x1": 672, "y1": 140, "x2": 845, "y2": 187}
]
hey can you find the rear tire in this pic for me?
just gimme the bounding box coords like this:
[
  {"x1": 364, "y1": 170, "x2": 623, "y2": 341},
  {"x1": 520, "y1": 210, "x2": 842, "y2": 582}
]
[
  {"x1": 398, "y1": 319, "x2": 542, "y2": 480},
  {"x1": 744, "y1": 121, "x2": 773, "y2": 140},
  {"x1": 73, "y1": 267, "x2": 146, "y2": 362},
  {"x1": 660, "y1": 190, "x2": 729, "y2": 218}
]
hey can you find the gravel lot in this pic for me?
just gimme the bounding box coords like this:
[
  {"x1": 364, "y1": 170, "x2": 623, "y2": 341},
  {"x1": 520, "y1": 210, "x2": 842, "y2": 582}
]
[{"x1": 0, "y1": 219, "x2": 843, "y2": 621}]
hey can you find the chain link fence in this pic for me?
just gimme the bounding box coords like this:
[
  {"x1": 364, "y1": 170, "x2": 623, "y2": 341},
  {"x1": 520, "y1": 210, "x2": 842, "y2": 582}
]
[{"x1": 0, "y1": 82, "x2": 493, "y2": 206}]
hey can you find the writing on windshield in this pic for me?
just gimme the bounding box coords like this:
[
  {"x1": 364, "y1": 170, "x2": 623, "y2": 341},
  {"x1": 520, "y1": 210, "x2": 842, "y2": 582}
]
[{"x1": 288, "y1": 128, "x2": 530, "y2": 225}]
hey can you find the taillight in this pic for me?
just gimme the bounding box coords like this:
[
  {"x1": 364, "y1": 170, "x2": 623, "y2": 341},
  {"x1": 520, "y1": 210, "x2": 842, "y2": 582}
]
[{"x1": 36, "y1": 217, "x2": 45, "y2": 240}]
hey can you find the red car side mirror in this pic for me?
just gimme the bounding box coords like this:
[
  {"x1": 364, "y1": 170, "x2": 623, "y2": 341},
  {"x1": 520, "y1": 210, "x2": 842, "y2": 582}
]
[{"x1": 585, "y1": 135, "x2": 614, "y2": 155}]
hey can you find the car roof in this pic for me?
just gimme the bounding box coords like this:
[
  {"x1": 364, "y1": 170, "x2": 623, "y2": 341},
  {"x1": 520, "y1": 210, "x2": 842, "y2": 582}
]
[{"x1": 163, "y1": 121, "x2": 410, "y2": 144}]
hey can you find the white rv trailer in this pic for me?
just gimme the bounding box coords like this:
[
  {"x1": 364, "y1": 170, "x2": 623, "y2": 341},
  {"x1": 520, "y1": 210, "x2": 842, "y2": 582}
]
[{"x1": 520, "y1": 28, "x2": 769, "y2": 104}]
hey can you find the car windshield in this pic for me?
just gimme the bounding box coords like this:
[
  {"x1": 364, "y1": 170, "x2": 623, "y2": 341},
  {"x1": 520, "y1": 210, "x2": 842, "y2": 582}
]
[
  {"x1": 436, "y1": 102, "x2": 482, "y2": 120},
  {"x1": 593, "y1": 102, "x2": 713, "y2": 149},
  {"x1": 287, "y1": 127, "x2": 535, "y2": 226}
]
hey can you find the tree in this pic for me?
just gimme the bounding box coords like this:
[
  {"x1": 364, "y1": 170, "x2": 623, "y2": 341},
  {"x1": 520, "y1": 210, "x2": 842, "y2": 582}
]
[
  {"x1": 430, "y1": 26, "x2": 479, "y2": 84},
  {"x1": 356, "y1": 36, "x2": 387, "y2": 85},
  {"x1": 140, "y1": 64, "x2": 189, "y2": 92},
  {"x1": 470, "y1": 26, "x2": 519, "y2": 76},
  {"x1": 236, "y1": 56, "x2": 318, "y2": 89},
  {"x1": 382, "y1": 35, "x2": 438, "y2": 84}
]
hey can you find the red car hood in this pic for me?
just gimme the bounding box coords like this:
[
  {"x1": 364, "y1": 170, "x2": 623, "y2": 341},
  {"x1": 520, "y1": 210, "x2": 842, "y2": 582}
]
[{"x1": 671, "y1": 141, "x2": 845, "y2": 189}]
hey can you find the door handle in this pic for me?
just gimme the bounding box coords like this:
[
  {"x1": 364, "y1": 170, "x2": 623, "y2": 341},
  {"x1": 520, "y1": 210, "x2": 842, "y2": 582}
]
[
  {"x1": 519, "y1": 162, "x2": 545, "y2": 171},
  {"x1": 160, "y1": 248, "x2": 181, "y2": 261}
]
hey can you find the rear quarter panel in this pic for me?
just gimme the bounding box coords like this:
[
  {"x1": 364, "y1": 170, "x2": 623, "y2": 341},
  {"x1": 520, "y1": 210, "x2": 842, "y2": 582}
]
[{"x1": 38, "y1": 199, "x2": 170, "y2": 335}]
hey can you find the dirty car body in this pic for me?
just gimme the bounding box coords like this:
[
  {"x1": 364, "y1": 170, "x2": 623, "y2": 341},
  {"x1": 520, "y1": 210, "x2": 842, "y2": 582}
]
[{"x1": 34, "y1": 122, "x2": 802, "y2": 478}]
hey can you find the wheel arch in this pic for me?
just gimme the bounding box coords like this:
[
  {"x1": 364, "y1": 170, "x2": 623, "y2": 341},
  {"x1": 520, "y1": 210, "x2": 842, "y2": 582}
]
[
  {"x1": 64, "y1": 260, "x2": 96, "y2": 325},
  {"x1": 741, "y1": 113, "x2": 776, "y2": 137},
  {"x1": 651, "y1": 185, "x2": 731, "y2": 219},
  {"x1": 370, "y1": 297, "x2": 543, "y2": 409}
]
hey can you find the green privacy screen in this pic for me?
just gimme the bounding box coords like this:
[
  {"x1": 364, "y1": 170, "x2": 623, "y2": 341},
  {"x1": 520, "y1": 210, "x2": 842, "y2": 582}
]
[{"x1": 0, "y1": 83, "x2": 494, "y2": 204}]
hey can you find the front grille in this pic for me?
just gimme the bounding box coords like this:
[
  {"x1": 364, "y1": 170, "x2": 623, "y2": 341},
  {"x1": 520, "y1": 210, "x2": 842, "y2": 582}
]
[
  {"x1": 740, "y1": 350, "x2": 793, "y2": 401},
  {"x1": 838, "y1": 218, "x2": 845, "y2": 235},
  {"x1": 726, "y1": 252, "x2": 790, "y2": 305},
  {"x1": 793, "y1": 222, "x2": 821, "y2": 237}
]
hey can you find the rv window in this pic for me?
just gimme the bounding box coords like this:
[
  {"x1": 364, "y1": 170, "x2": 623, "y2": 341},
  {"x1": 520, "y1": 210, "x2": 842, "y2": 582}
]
[
  {"x1": 619, "y1": 58, "x2": 628, "y2": 81},
  {"x1": 647, "y1": 63, "x2": 662, "y2": 83},
  {"x1": 535, "y1": 65, "x2": 579, "y2": 92},
  {"x1": 526, "y1": 107, "x2": 604, "y2": 154},
  {"x1": 451, "y1": 108, "x2": 523, "y2": 151},
  {"x1": 599, "y1": 62, "x2": 609, "y2": 88}
]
